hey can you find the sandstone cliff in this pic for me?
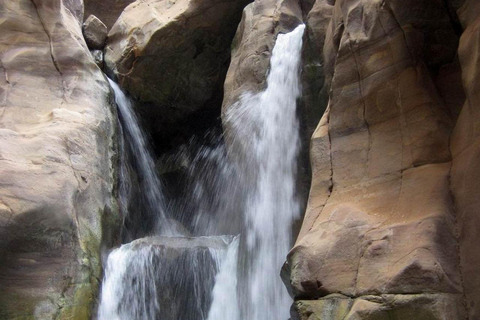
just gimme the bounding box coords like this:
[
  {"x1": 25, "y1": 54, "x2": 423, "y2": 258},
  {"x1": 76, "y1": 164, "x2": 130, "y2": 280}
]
[
  {"x1": 278, "y1": 0, "x2": 479, "y2": 318},
  {"x1": 221, "y1": 0, "x2": 480, "y2": 318},
  {"x1": 1, "y1": 0, "x2": 479, "y2": 318},
  {"x1": 0, "y1": 0, "x2": 119, "y2": 318}
]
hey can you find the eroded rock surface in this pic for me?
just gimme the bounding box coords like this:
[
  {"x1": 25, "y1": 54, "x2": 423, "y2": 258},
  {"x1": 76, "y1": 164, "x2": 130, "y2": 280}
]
[
  {"x1": 0, "y1": 0, "x2": 119, "y2": 318},
  {"x1": 279, "y1": 0, "x2": 477, "y2": 318},
  {"x1": 450, "y1": 0, "x2": 480, "y2": 318}
]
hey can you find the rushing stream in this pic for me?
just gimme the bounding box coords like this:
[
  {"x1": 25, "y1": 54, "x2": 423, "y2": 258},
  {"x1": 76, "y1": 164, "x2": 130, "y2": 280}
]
[{"x1": 99, "y1": 24, "x2": 305, "y2": 320}]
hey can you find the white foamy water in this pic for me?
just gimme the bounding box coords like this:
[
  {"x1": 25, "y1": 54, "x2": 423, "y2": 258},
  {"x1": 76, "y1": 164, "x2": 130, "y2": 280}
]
[
  {"x1": 207, "y1": 236, "x2": 240, "y2": 320},
  {"x1": 108, "y1": 79, "x2": 178, "y2": 236},
  {"x1": 100, "y1": 23, "x2": 304, "y2": 320},
  {"x1": 98, "y1": 236, "x2": 236, "y2": 320},
  {"x1": 225, "y1": 24, "x2": 305, "y2": 319}
]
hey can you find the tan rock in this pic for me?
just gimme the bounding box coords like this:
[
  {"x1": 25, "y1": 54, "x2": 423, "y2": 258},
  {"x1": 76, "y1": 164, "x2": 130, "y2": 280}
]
[
  {"x1": 105, "y1": 0, "x2": 249, "y2": 127},
  {"x1": 292, "y1": 294, "x2": 465, "y2": 320},
  {"x1": 0, "y1": 0, "x2": 119, "y2": 318},
  {"x1": 221, "y1": 0, "x2": 304, "y2": 115},
  {"x1": 285, "y1": 0, "x2": 466, "y2": 317}
]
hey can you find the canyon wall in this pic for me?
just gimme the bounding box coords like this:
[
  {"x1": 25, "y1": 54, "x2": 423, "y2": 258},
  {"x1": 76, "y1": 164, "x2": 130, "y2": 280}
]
[
  {"x1": 0, "y1": 0, "x2": 119, "y2": 318},
  {"x1": 278, "y1": 0, "x2": 480, "y2": 318},
  {"x1": 222, "y1": 0, "x2": 480, "y2": 318},
  {"x1": 1, "y1": 0, "x2": 479, "y2": 318}
]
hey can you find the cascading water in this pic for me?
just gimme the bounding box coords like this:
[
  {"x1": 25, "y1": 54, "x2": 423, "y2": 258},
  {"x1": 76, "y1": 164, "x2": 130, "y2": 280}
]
[
  {"x1": 108, "y1": 79, "x2": 176, "y2": 237},
  {"x1": 99, "y1": 23, "x2": 304, "y2": 320},
  {"x1": 225, "y1": 24, "x2": 305, "y2": 319}
]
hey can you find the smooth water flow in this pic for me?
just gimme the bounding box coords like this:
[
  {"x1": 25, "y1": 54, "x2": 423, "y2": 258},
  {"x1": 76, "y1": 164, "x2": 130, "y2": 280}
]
[
  {"x1": 100, "y1": 24, "x2": 304, "y2": 320},
  {"x1": 98, "y1": 236, "x2": 236, "y2": 320},
  {"x1": 108, "y1": 79, "x2": 177, "y2": 236},
  {"x1": 225, "y1": 24, "x2": 305, "y2": 319}
]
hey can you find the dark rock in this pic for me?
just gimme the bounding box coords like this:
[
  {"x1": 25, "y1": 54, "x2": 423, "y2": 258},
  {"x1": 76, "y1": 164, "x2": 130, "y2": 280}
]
[{"x1": 83, "y1": 14, "x2": 108, "y2": 50}]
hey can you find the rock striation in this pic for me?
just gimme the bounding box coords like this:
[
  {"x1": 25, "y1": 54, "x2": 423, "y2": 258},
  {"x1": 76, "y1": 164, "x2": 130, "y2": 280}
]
[
  {"x1": 0, "y1": 0, "x2": 119, "y2": 318},
  {"x1": 276, "y1": 0, "x2": 480, "y2": 318},
  {"x1": 220, "y1": 0, "x2": 480, "y2": 318}
]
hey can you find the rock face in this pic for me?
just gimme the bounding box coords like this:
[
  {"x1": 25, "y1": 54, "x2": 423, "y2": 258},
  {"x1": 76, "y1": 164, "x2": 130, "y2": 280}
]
[
  {"x1": 82, "y1": 15, "x2": 108, "y2": 50},
  {"x1": 276, "y1": 0, "x2": 480, "y2": 318},
  {"x1": 450, "y1": 0, "x2": 480, "y2": 318},
  {"x1": 0, "y1": 0, "x2": 119, "y2": 318},
  {"x1": 104, "y1": 0, "x2": 250, "y2": 150},
  {"x1": 221, "y1": 0, "x2": 304, "y2": 113}
]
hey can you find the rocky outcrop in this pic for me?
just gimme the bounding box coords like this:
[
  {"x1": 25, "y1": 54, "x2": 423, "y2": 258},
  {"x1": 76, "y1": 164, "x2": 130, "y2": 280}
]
[
  {"x1": 450, "y1": 0, "x2": 480, "y2": 318},
  {"x1": 104, "y1": 0, "x2": 250, "y2": 152},
  {"x1": 277, "y1": 0, "x2": 480, "y2": 318},
  {"x1": 221, "y1": 0, "x2": 304, "y2": 113},
  {"x1": 0, "y1": 0, "x2": 119, "y2": 318}
]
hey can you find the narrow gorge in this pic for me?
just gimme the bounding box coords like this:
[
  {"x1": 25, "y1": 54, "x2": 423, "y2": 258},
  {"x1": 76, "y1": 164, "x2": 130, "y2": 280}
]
[{"x1": 0, "y1": 0, "x2": 479, "y2": 319}]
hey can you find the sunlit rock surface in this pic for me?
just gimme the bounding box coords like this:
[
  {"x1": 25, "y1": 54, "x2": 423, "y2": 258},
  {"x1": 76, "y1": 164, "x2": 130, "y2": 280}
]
[
  {"x1": 0, "y1": 0, "x2": 118, "y2": 318},
  {"x1": 281, "y1": 0, "x2": 480, "y2": 318}
]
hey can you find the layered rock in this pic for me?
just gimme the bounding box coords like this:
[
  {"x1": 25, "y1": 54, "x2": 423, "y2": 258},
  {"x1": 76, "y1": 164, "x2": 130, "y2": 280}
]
[
  {"x1": 281, "y1": 0, "x2": 474, "y2": 318},
  {"x1": 0, "y1": 0, "x2": 119, "y2": 318},
  {"x1": 104, "y1": 0, "x2": 250, "y2": 152}
]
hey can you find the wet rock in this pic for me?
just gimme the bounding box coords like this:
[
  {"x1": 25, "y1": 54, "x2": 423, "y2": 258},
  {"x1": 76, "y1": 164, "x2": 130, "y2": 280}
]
[
  {"x1": 99, "y1": 236, "x2": 235, "y2": 320},
  {"x1": 83, "y1": 14, "x2": 108, "y2": 50},
  {"x1": 91, "y1": 49, "x2": 104, "y2": 68},
  {"x1": 84, "y1": 0, "x2": 136, "y2": 29}
]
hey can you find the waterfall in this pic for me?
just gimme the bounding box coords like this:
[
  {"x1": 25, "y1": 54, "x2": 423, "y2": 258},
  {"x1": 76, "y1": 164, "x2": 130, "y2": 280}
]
[
  {"x1": 98, "y1": 236, "x2": 236, "y2": 320},
  {"x1": 225, "y1": 24, "x2": 305, "y2": 319},
  {"x1": 99, "y1": 23, "x2": 304, "y2": 320},
  {"x1": 108, "y1": 79, "x2": 178, "y2": 236}
]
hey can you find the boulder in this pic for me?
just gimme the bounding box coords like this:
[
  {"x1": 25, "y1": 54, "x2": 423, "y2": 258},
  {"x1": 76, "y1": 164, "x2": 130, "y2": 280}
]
[
  {"x1": 98, "y1": 236, "x2": 235, "y2": 320},
  {"x1": 82, "y1": 14, "x2": 108, "y2": 50},
  {"x1": 104, "y1": 0, "x2": 250, "y2": 134},
  {"x1": 0, "y1": 0, "x2": 119, "y2": 318}
]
